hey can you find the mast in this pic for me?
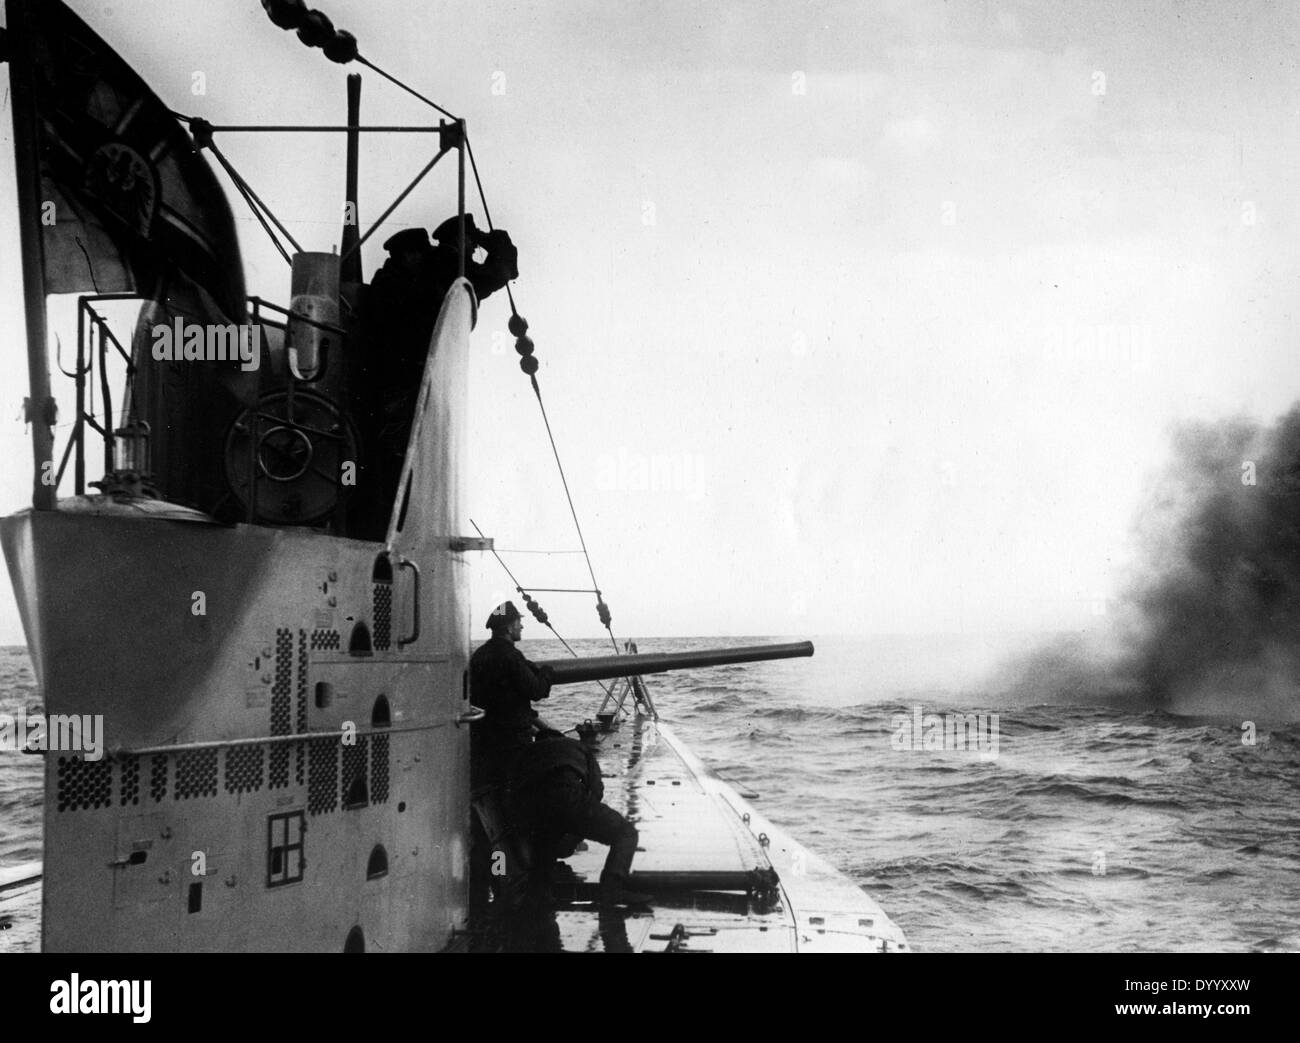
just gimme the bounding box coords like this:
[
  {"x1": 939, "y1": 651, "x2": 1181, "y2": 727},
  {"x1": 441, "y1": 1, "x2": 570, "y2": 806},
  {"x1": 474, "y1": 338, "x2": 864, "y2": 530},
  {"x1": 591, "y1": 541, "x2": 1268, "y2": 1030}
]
[
  {"x1": 7, "y1": 0, "x2": 57, "y2": 510},
  {"x1": 340, "y1": 71, "x2": 362, "y2": 283}
]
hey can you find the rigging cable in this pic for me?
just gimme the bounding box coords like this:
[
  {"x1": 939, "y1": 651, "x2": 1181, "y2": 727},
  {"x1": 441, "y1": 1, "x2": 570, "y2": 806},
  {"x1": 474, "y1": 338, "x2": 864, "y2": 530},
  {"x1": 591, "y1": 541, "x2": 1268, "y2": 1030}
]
[
  {"x1": 355, "y1": 56, "x2": 621, "y2": 650},
  {"x1": 470, "y1": 518, "x2": 613, "y2": 699}
]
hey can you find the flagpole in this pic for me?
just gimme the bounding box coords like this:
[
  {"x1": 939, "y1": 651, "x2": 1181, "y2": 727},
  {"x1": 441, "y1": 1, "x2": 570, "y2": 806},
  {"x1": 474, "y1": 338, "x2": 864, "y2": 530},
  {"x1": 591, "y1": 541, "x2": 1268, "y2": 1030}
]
[{"x1": 8, "y1": 0, "x2": 57, "y2": 510}]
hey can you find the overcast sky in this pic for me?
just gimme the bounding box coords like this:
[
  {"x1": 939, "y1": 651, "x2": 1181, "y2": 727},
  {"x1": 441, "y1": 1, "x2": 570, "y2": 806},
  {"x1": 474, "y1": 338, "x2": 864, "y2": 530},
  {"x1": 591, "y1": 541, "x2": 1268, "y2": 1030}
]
[{"x1": 1, "y1": 0, "x2": 1298, "y2": 643}]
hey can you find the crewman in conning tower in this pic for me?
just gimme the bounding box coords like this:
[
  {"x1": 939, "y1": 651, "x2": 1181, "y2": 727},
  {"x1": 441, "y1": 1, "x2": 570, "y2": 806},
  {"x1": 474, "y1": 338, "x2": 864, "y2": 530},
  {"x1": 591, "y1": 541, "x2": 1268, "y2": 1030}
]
[{"x1": 357, "y1": 215, "x2": 518, "y2": 537}]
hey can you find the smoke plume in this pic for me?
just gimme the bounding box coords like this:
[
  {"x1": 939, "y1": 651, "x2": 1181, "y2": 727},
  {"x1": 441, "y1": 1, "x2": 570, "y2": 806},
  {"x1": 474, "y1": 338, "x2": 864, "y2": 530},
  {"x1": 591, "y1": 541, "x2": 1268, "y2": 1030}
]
[{"x1": 1000, "y1": 405, "x2": 1300, "y2": 719}]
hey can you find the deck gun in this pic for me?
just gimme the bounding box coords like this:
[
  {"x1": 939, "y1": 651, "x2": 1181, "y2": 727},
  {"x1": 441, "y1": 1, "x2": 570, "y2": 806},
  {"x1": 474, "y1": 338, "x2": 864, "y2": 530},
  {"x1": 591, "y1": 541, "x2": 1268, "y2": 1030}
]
[{"x1": 530, "y1": 641, "x2": 813, "y2": 722}]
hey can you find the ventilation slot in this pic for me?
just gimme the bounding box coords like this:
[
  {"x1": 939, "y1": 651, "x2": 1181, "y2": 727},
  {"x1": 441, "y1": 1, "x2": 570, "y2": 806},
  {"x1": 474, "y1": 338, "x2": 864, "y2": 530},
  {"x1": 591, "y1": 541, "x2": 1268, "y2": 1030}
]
[
  {"x1": 119, "y1": 755, "x2": 140, "y2": 807},
  {"x1": 367, "y1": 845, "x2": 388, "y2": 880},
  {"x1": 175, "y1": 749, "x2": 219, "y2": 800},
  {"x1": 342, "y1": 738, "x2": 369, "y2": 809},
  {"x1": 344, "y1": 926, "x2": 365, "y2": 953},
  {"x1": 308, "y1": 738, "x2": 338, "y2": 816},
  {"x1": 150, "y1": 755, "x2": 168, "y2": 802},
  {"x1": 371, "y1": 696, "x2": 391, "y2": 728},
  {"x1": 56, "y1": 756, "x2": 112, "y2": 813},
  {"x1": 371, "y1": 734, "x2": 390, "y2": 805},
  {"x1": 271, "y1": 627, "x2": 293, "y2": 735},
  {"x1": 296, "y1": 630, "x2": 308, "y2": 731},
  {"x1": 225, "y1": 745, "x2": 265, "y2": 795},
  {"x1": 270, "y1": 745, "x2": 291, "y2": 791},
  {"x1": 372, "y1": 555, "x2": 393, "y2": 651},
  {"x1": 269, "y1": 627, "x2": 294, "y2": 790},
  {"x1": 296, "y1": 630, "x2": 309, "y2": 786},
  {"x1": 309, "y1": 628, "x2": 341, "y2": 651}
]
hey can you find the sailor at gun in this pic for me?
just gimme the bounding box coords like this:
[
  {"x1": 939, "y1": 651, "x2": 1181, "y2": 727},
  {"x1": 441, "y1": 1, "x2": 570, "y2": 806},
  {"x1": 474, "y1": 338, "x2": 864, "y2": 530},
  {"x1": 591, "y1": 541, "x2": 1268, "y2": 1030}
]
[
  {"x1": 467, "y1": 600, "x2": 552, "y2": 910},
  {"x1": 469, "y1": 600, "x2": 553, "y2": 791}
]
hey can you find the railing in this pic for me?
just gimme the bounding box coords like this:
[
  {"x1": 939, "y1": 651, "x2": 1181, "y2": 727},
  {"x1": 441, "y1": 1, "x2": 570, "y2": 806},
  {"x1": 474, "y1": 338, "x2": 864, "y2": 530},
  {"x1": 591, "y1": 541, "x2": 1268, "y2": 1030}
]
[
  {"x1": 49, "y1": 101, "x2": 471, "y2": 526},
  {"x1": 56, "y1": 292, "x2": 141, "y2": 496}
]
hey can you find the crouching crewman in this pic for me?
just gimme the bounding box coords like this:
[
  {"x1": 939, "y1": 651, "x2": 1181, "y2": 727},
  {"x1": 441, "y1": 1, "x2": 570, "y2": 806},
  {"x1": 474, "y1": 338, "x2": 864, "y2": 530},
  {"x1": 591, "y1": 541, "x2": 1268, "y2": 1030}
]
[{"x1": 510, "y1": 729, "x2": 650, "y2": 907}]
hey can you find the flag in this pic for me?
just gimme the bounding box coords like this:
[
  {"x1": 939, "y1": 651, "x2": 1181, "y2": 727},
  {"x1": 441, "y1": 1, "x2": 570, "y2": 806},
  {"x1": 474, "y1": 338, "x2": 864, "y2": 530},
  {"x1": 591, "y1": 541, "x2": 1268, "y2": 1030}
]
[
  {"x1": 15, "y1": 0, "x2": 245, "y2": 320},
  {"x1": 6, "y1": 0, "x2": 257, "y2": 516}
]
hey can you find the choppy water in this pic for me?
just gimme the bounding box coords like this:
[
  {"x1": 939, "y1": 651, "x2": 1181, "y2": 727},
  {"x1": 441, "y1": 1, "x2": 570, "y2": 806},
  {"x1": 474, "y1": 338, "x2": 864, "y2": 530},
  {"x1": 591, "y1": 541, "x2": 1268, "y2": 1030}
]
[{"x1": 2, "y1": 634, "x2": 1298, "y2": 952}]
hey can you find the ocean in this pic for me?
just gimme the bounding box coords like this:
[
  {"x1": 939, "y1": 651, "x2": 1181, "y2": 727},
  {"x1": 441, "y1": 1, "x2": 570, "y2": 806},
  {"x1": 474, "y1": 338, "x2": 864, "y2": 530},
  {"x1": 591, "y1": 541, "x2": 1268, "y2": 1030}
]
[{"x1": 2, "y1": 633, "x2": 1297, "y2": 952}]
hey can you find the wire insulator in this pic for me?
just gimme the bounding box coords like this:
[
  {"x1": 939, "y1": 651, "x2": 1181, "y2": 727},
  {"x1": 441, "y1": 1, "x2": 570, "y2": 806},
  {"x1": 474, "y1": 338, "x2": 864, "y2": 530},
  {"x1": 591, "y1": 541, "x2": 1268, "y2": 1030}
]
[
  {"x1": 189, "y1": 117, "x2": 214, "y2": 151},
  {"x1": 520, "y1": 355, "x2": 539, "y2": 376},
  {"x1": 523, "y1": 594, "x2": 550, "y2": 627},
  {"x1": 514, "y1": 335, "x2": 534, "y2": 357},
  {"x1": 262, "y1": 0, "x2": 308, "y2": 30},
  {"x1": 596, "y1": 598, "x2": 612, "y2": 628},
  {"x1": 324, "y1": 30, "x2": 357, "y2": 63},
  {"x1": 508, "y1": 313, "x2": 529, "y2": 337},
  {"x1": 297, "y1": 10, "x2": 334, "y2": 48}
]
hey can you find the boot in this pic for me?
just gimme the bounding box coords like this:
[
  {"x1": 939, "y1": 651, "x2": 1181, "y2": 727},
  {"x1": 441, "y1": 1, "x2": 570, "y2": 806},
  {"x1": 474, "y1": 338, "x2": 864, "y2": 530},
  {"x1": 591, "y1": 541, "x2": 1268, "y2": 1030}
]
[{"x1": 599, "y1": 871, "x2": 652, "y2": 907}]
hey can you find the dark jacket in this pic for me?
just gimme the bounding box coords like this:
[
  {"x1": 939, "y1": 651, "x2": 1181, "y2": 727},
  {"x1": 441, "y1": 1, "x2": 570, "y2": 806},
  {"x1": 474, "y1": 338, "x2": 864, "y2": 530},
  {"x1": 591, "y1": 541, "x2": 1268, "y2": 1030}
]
[
  {"x1": 513, "y1": 735, "x2": 604, "y2": 802},
  {"x1": 469, "y1": 635, "x2": 552, "y2": 768},
  {"x1": 367, "y1": 235, "x2": 518, "y2": 400}
]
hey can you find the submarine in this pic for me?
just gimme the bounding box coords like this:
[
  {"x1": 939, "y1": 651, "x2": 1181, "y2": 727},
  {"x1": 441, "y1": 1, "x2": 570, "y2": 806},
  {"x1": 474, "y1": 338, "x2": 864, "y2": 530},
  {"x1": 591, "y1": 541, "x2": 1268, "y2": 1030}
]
[{"x1": 0, "y1": 0, "x2": 909, "y2": 953}]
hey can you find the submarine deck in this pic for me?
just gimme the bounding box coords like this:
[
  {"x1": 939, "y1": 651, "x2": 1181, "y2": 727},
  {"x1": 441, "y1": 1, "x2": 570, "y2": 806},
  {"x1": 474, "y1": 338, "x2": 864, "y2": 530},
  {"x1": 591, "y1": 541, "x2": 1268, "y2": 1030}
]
[{"x1": 470, "y1": 714, "x2": 910, "y2": 953}]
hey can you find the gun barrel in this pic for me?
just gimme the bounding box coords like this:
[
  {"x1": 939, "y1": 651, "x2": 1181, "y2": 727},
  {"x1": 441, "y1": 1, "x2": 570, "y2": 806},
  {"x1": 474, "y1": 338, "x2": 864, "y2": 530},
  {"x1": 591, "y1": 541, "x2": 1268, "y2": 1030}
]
[{"x1": 534, "y1": 641, "x2": 814, "y2": 686}]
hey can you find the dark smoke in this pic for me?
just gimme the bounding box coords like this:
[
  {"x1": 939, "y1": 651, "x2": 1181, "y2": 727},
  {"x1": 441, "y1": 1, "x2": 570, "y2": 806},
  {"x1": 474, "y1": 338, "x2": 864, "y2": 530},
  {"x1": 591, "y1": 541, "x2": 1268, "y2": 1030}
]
[{"x1": 998, "y1": 405, "x2": 1300, "y2": 719}]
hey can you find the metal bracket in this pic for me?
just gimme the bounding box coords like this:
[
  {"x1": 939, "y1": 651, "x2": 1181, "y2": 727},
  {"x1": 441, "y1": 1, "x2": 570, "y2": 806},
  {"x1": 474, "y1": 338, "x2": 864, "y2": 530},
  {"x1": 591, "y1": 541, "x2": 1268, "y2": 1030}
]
[
  {"x1": 456, "y1": 706, "x2": 486, "y2": 727},
  {"x1": 438, "y1": 118, "x2": 464, "y2": 151},
  {"x1": 449, "y1": 536, "x2": 493, "y2": 552}
]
